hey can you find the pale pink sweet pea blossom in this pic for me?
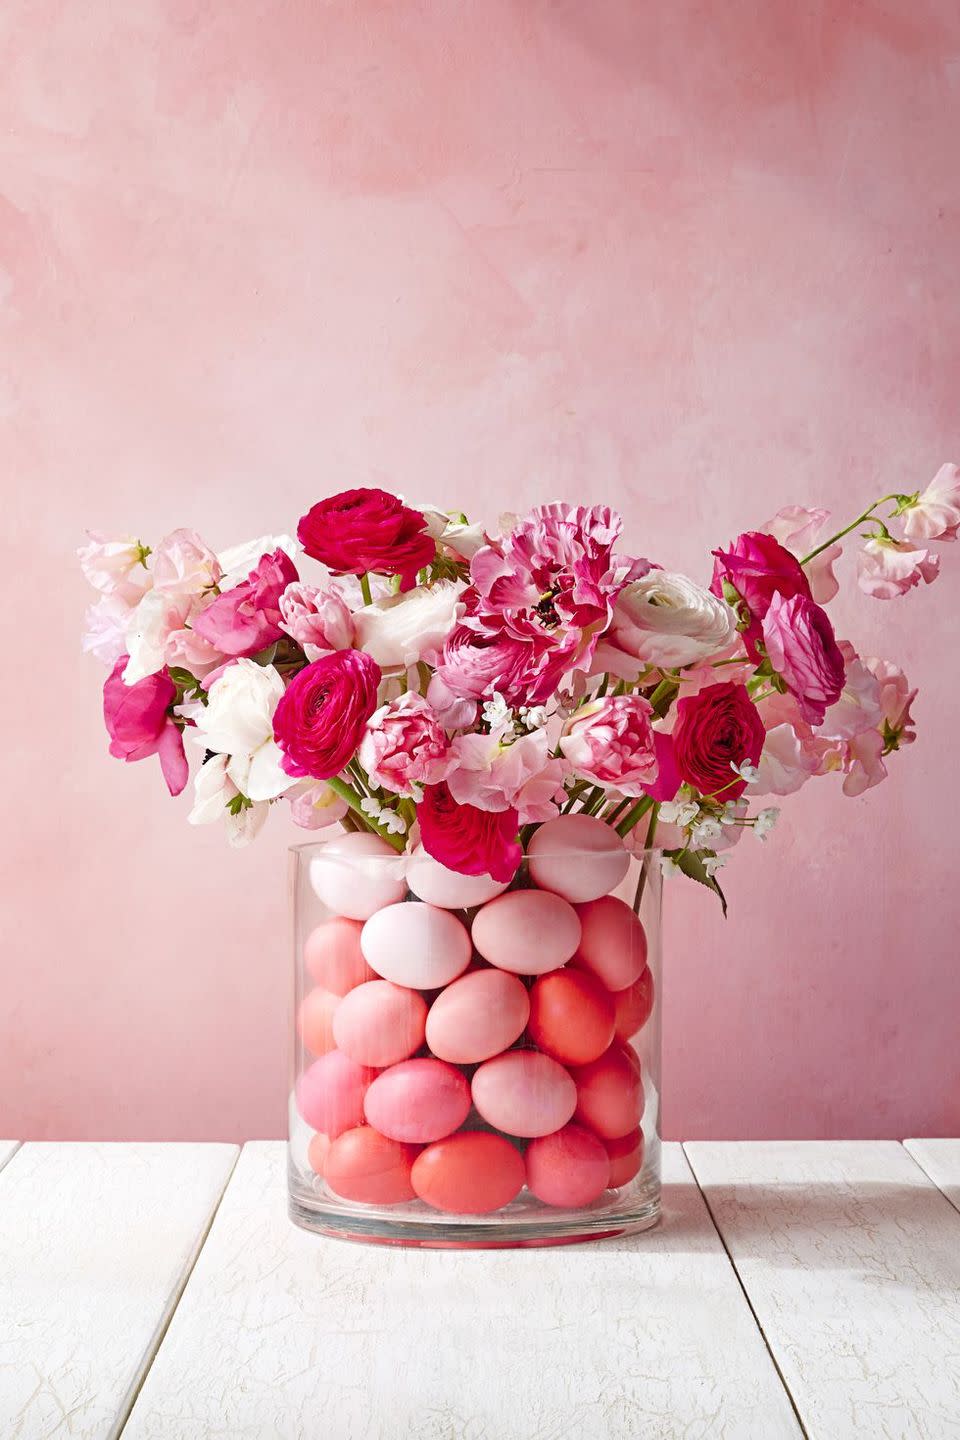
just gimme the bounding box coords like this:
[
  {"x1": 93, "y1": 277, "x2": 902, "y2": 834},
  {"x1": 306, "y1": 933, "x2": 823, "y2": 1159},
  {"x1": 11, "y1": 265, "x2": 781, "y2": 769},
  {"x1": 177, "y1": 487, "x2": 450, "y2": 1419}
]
[
  {"x1": 762, "y1": 506, "x2": 842, "y2": 605},
  {"x1": 901, "y1": 464, "x2": 960, "y2": 542},
  {"x1": 82, "y1": 593, "x2": 132, "y2": 666},
  {"x1": 857, "y1": 537, "x2": 940, "y2": 599},
  {"x1": 279, "y1": 582, "x2": 354, "y2": 655},
  {"x1": 287, "y1": 781, "x2": 349, "y2": 831},
  {"x1": 217, "y1": 534, "x2": 300, "y2": 589},
  {"x1": 151, "y1": 529, "x2": 221, "y2": 597},
  {"x1": 78, "y1": 532, "x2": 152, "y2": 605},
  {"x1": 820, "y1": 729, "x2": 888, "y2": 798},
  {"x1": 447, "y1": 727, "x2": 567, "y2": 824},
  {"x1": 358, "y1": 694, "x2": 453, "y2": 798},
  {"x1": 866, "y1": 657, "x2": 917, "y2": 747},
  {"x1": 761, "y1": 592, "x2": 845, "y2": 725},
  {"x1": 559, "y1": 696, "x2": 658, "y2": 797},
  {"x1": 818, "y1": 642, "x2": 882, "y2": 741}
]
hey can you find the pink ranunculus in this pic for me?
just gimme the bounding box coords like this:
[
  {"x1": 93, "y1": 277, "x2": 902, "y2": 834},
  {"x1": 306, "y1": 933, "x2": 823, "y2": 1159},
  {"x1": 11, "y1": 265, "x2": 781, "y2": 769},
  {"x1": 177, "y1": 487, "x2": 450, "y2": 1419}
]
[
  {"x1": 429, "y1": 623, "x2": 580, "y2": 720},
  {"x1": 761, "y1": 593, "x2": 846, "y2": 726},
  {"x1": 864, "y1": 657, "x2": 917, "y2": 747},
  {"x1": 901, "y1": 463, "x2": 960, "y2": 542},
  {"x1": 671, "y1": 681, "x2": 766, "y2": 800},
  {"x1": 151, "y1": 529, "x2": 221, "y2": 597},
  {"x1": 417, "y1": 781, "x2": 521, "y2": 883},
  {"x1": 710, "y1": 531, "x2": 812, "y2": 652},
  {"x1": 273, "y1": 649, "x2": 381, "y2": 780},
  {"x1": 191, "y1": 549, "x2": 299, "y2": 657},
  {"x1": 102, "y1": 655, "x2": 188, "y2": 796},
  {"x1": 762, "y1": 507, "x2": 842, "y2": 605},
  {"x1": 279, "y1": 581, "x2": 354, "y2": 654},
  {"x1": 358, "y1": 694, "x2": 453, "y2": 798},
  {"x1": 856, "y1": 537, "x2": 940, "y2": 599},
  {"x1": 297, "y1": 488, "x2": 436, "y2": 590},
  {"x1": 447, "y1": 726, "x2": 567, "y2": 823},
  {"x1": 559, "y1": 696, "x2": 658, "y2": 797},
  {"x1": 78, "y1": 532, "x2": 153, "y2": 605}
]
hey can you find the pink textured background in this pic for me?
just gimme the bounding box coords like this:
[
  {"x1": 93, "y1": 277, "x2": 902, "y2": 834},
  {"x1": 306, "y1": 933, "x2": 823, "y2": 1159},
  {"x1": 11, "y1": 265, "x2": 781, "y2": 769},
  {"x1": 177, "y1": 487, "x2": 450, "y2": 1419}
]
[{"x1": 2, "y1": 1, "x2": 958, "y2": 1142}]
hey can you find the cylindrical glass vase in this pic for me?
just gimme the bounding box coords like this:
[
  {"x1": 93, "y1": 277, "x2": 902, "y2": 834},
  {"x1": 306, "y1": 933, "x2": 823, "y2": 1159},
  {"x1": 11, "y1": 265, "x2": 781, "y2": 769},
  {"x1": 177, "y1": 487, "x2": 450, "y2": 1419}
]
[{"x1": 288, "y1": 831, "x2": 661, "y2": 1247}]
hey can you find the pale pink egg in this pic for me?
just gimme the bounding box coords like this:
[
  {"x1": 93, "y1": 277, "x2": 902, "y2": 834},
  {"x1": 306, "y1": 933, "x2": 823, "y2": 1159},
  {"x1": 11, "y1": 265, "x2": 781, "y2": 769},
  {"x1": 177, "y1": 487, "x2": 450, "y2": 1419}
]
[
  {"x1": 571, "y1": 1043, "x2": 643, "y2": 1139},
  {"x1": 297, "y1": 988, "x2": 340, "y2": 1057},
  {"x1": 323, "y1": 1126, "x2": 419, "y2": 1204},
  {"x1": 412, "y1": 1132, "x2": 525, "y2": 1214},
  {"x1": 406, "y1": 846, "x2": 511, "y2": 910},
  {"x1": 471, "y1": 891, "x2": 581, "y2": 976},
  {"x1": 364, "y1": 1057, "x2": 472, "y2": 1143},
  {"x1": 613, "y1": 968, "x2": 655, "y2": 1040},
  {"x1": 471, "y1": 1051, "x2": 577, "y2": 1137},
  {"x1": 361, "y1": 902, "x2": 471, "y2": 989},
  {"x1": 527, "y1": 814, "x2": 630, "y2": 904},
  {"x1": 303, "y1": 918, "x2": 375, "y2": 996},
  {"x1": 525, "y1": 1123, "x2": 611, "y2": 1207},
  {"x1": 574, "y1": 896, "x2": 647, "y2": 991},
  {"x1": 296, "y1": 1050, "x2": 378, "y2": 1138},
  {"x1": 425, "y1": 969, "x2": 530, "y2": 1064},
  {"x1": 309, "y1": 831, "x2": 407, "y2": 920},
  {"x1": 333, "y1": 981, "x2": 427, "y2": 1068},
  {"x1": 605, "y1": 1127, "x2": 645, "y2": 1187},
  {"x1": 307, "y1": 1131, "x2": 332, "y2": 1176},
  {"x1": 527, "y1": 968, "x2": 615, "y2": 1067}
]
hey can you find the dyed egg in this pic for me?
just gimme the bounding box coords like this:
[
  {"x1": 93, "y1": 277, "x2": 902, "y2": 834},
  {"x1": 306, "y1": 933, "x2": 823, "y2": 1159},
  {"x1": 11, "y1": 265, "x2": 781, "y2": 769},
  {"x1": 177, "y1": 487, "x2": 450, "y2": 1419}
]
[
  {"x1": 333, "y1": 981, "x2": 427, "y2": 1068},
  {"x1": 307, "y1": 1131, "x2": 332, "y2": 1176},
  {"x1": 574, "y1": 896, "x2": 647, "y2": 991},
  {"x1": 525, "y1": 1123, "x2": 611, "y2": 1207},
  {"x1": 303, "y1": 917, "x2": 375, "y2": 996},
  {"x1": 471, "y1": 891, "x2": 581, "y2": 976},
  {"x1": 527, "y1": 968, "x2": 616, "y2": 1066},
  {"x1": 471, "y1": 1051, "x2": 577, "y2": 1137},
  {"x1": 425, "y1": 969, "x2": 530, "y2": 1064},
  {"x1": 605, "y1": 1127, "x2": 645, "y2": 1188},
  {"x1": 364, "y1": 1057, "x2": 471, "y2": 1143},
  {"x1": 297, "y1": 988, "x2": 340, "y2": 1057},
  {"x1": 527, "y1": 814, "x2": 630, "y2": 904},
  {"x1": 412, "y1": 1132, "x2": 525, "y2": 1214},
  {"x1": 309, "y1": 831, "x2": 407, "y2": 920},
  {"x1": 572, "y1": 1043, "x2": 643, "y2": 1139},
  {"x1": 323, "y1": 1126, "x2": 418, "y2": 1204},
  {"x1": 296, "y1": 1050, "x2": 378, "y2": 1138},
  {"x1": 361, "y1": 902, "x2": 471, "y2": 989},
  {"x1": 406, "y1": 846, "x2": 511, "y2": 910},
  {"x1": 613, "y1": 967, "x2": 655, "y2": 1040}
]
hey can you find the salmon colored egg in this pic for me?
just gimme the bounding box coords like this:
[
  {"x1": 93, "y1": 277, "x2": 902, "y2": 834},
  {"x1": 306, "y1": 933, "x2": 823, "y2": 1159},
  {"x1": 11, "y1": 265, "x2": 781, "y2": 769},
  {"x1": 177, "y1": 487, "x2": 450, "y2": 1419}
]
[
  {"x1": 471, "y1": 891, "x2": 581, "y2": 976},
  {"x1": 303, "y1": 918, "x2": 375, "y2": 996},
  {"x1": 309, "y1": 831, "x2": 407, "y2": 920},
  {"x1": 574, "y1": 896, "x2": 647, "y2": 991},
  {"x1": 471, "y1": 1050, "x2": 577, "y2": 1138},
  {"x1": 296, "y1": 1050, "x2": 378, "y2": 1138},
  {"x1": 425, "y1": 969, "x2": 530, "y2": 1064},
  {"x1": 527, "y1": 814, "x2": 630, "y2": 904},
  {"x1": 412, "y1": 1132, "x2": 525, "y2": 1214},
  {"x1": 364, "y1": 1057, "x2": 472, "y2": 1143},
  {"x1": 525, "y1": 1123, "x2": 611, "y2": 1207},
  {"x1": 307, "y1": 1131, "x2": 332, "y2": 1176},
  {"x1": 406, "y1": 846, "x2": 511, "y2": 909},
  {"x1": 297, "y1": 988, "x2": 340, "y2": 1057},
  {"x1": 323, "y1": 1126, "x2": 419, "y2": 1205},
  {"x1": 571, "y1": 1043, "x2": 643, "y2": 1139},
  {"x1": 527, "y1": 968, "x2": 616, "y2": 1066},
  {"x1": 613, "y1": 968, "x2": 655, "y2": 1040},
  {"x1": 333, "y1": 980, "x2": 427, "y2": 1068},
  {"x1": 361, "y1": 902, "x2": 472, "y2": 989},
  {"x1": 605, "y1": 1127, "x2": 645, "y2": 1188}
]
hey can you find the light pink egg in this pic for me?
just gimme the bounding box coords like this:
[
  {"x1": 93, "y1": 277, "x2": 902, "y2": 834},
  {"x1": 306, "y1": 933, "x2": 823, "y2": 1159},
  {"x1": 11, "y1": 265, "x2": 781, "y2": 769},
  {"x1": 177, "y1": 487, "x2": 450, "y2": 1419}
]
[
  {"x1": 364, "y1": 1057, "x2": 472, "y2": 1143},
  {"x1": 297, "y1": 988, "x2": 340, "y2": 1057},
  {"x1": 571, "y1": 1042, "x2": 643, "y2": 1139},
  {"x1": 471, "y1": 1050, "x2": 577, "y2": 1137},
  {"x1": 425, "y1": 969, "x2": 530, "y2": 1064},
  {"x1": 406, "y1": 846, "x2": 511, "y2": 910},
  {"x1": 309, "y1": 832, "x2": 407, "y2": 920},
  {"x1": 574, "y1": 895, "x2": 647, "y2": 991},
  {"x1": 527, "y1": 814, "x2": 630, "y2": 904},
  {"x1": 296, "y1": 1050, "x2": 378, "y2": 1138},
  {"x1": 333, "y1": 980, "x2": 427, "y2": 1068},
  {"x1": 471, "y1": 891, "x2": 581, "y2": 976},
  {"x1": 361, "y1": 902, "x2": 471, "y2": 989},
  {"x1": 525, "y1": 1123, "x2": 611, "y2": 1207},
  {"x1": 303, "y1": 918, "x2": 375, "y2": 996}
]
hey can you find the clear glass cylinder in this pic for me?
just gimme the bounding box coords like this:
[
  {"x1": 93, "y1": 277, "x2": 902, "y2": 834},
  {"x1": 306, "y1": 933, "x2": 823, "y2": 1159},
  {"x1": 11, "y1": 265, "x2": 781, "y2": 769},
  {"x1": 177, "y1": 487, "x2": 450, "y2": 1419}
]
[{"x1": 288, "y1": 832, "x2": 661, "y2": 1247}]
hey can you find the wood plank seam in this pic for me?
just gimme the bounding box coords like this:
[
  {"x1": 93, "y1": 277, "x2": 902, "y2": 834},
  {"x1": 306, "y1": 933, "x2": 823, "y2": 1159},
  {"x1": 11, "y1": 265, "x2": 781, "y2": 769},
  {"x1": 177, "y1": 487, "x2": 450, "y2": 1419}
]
[
  {"x1": 901, "y1": 1139, "x2": 960, "y2": 1221},
  {"x1": 0, "y1": 1142, "x2": 21, "y2": 1178}
]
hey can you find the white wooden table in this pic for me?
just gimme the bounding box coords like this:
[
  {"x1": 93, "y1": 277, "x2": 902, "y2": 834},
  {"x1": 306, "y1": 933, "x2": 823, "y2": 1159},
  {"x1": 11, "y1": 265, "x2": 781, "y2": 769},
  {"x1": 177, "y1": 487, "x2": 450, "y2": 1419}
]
[{"x1": 1, "y1": 1140, "x2": 958, "y2": 1439}]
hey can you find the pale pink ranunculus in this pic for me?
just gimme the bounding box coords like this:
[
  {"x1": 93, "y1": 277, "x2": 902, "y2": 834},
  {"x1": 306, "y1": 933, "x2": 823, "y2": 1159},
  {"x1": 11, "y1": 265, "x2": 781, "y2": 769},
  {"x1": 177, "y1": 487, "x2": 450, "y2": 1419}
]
[
  {"x1": 78, "y1": 532, "x2": 153, "y2": 605},
  {"x1": 82, "y1": 593, "x2": 132, "y2": 666},
  {"x1": 761, "y1": 592, "x2": 845, "y2": 726},
  {"x1": 151, "y1": 529, "x2": 221, "y2": 597},
  {"x1": 559, "y1": 696, "x2": 658, "y2": 797},
  {"x1": 358, "y1": 693, "x2": 453, "y2": 798},
  {"x1": 857, "y1": 537, "x2": 940, "y2": 599},
  {"x1": 191, "y1": 549, "x2": 298, "y2": 657},
  {"x1": 447, "y1": 726, "x2": 568, "y2": 824},
  {"x1": 864, "y1": 656, "x2": 917, "y2": 747},
  {"x1": 287, "y1": 780, "x2": 349, "y2": 830},
  {"x1": 595, "y1": 571, "x2": 736, "y2": 674},
  {"x1": 762, "y1": 506, "x2": 842, "y2": 605},
  {"x1": 901, "y1": 463, "x2": 960, "y2": 542},
  {"x1": 279, "y1": 581, "x2": 354, "y2": 654}
]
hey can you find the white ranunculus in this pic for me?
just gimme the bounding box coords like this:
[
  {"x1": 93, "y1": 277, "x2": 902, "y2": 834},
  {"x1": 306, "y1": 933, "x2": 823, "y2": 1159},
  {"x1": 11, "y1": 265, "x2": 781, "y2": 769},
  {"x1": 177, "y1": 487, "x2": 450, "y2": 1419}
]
[
  {"x1": 217, "y1": 533, "x2": 301, "y2": 589},
  {"x1": 193, "y1": 658, "x2": 294, "y2": 802},
  {"x1": 352, "y1": 579, "x2": 467, "y2": 669},
  {"x1": 597, "y1": 571, "x2": 737, "y2": 672}
]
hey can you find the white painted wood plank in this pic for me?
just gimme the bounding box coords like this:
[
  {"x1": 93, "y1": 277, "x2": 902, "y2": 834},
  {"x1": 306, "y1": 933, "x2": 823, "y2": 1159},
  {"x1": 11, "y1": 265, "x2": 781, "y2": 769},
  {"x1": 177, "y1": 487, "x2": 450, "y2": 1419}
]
[
  {"x1": 124, "y1": 1140, "x2": 799, "y2": 1440},
  {"x1": 905, "y1": 1140, "x2": 960, "y2": 1217},
  {"x1": 0, "y1": 1141, "x2": 19, "y2": 1174},
  {"x1": 0, "y1": 1142, "x2": 237, "y2": 1440},
  {"x1": 686, "y1": 1140, "x2": 960, "y2": 1440}
]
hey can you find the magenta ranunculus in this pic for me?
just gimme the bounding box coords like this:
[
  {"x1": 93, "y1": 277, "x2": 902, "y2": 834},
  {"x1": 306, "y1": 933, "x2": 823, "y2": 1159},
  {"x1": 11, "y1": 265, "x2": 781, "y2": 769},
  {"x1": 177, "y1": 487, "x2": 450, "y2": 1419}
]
[
  {"x1": 273, "y1": 649, "x2": 381, "y2": 780},
  {"x1": 192, "y1": 549, "x2": 299, "y2": 658},
  {"x1": 102, "y1": 655, "x2": 188, "y2": 796},
  {"x1": 761, "y1": 593, "x2": 846, "y2": 726},
  {"x1": 297, "y1": 488, "x2": 436, "y2": 590},
  {"x1": 710, "y1": 531, "x2": 811, "y2": 652},
  {"x1": 417, "y1": 781, "x2": 521, "y2": 883},
  {"x1": 559, "y1": 696, "x2": 658, "y2": 797},
  {"x1": 671, "y1": 681, "x2": 766, "y2": 800},
  {"x1": 358, "y1": 693, "x2": 452, "y2": 798}
]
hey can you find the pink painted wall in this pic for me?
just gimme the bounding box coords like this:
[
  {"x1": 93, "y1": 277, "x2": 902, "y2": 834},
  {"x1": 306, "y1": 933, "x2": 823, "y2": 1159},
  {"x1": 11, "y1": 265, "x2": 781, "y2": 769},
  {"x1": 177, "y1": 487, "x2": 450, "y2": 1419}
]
[{"x1": 2, "y1": 0, "x2": 958, "y2": 1143}]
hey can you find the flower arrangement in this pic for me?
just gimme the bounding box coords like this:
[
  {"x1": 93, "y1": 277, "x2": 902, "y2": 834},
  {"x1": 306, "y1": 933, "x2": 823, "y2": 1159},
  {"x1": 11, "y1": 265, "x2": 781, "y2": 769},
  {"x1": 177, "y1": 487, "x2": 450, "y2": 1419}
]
[{"x1": 81, "y1": 468, "x2": 958, "y2": 907}]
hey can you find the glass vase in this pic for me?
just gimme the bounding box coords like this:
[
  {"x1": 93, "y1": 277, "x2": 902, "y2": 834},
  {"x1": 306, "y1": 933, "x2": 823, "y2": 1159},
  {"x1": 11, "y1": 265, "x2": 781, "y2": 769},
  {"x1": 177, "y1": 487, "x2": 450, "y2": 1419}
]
[{"x1": 288, "y1": 830, "x2": 662, "y2": 1247}]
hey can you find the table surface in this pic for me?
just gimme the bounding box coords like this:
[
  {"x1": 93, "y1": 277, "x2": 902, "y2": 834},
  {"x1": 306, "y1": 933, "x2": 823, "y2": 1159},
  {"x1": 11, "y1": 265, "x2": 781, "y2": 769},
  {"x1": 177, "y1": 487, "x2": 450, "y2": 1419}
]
[{"x1": 0, "y1": 1139, "x2": 958, "y2": 1439}]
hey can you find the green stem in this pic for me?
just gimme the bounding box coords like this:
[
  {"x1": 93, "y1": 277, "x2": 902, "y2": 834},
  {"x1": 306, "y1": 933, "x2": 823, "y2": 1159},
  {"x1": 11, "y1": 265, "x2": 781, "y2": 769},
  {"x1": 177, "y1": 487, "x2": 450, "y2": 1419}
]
[
  {"x1": 615, "y1": 793, "x2": 655, "y2": 838},
  {"x1": 326, "y1": 776, "x2": 405, "y2": 851},
  {"x1": 605, "y1": 796, "x2": 633, "y2": 825},
  {"x1": 800, "y1": 494, "x2": 900, "y2": 564},
  {"x1": 633, "y1": 804, "x2": 660, "y2": 909},
  {"x1": 359, "y1": 572, "x2": 373, "y2": 606}
]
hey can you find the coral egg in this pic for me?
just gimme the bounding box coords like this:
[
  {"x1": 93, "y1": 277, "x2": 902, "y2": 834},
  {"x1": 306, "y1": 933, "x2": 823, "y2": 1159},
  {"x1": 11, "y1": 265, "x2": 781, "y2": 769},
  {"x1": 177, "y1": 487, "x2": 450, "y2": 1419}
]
[
  {"x1": 613, "y1": 968, "x2": 655, "y2": 1040},
  {"x1": 574, "y1": 895, "x2": 647, "y2": 991},
  {"x1": 571, "y1": 1043, "x2": 643, "y2": 1139},
  {"x1": 323, "y1": 1126, "x2": 419, "y2": 1205},
  {"x1": 412, "y1": 1133, "x2": 525, "y2": 1214},
  {"x1": 605, "y1": 1127, "x2": 645, "y2": 1188},
  {"x1": 527, "y1": 968, "x2": 616, "y2": 1066}
]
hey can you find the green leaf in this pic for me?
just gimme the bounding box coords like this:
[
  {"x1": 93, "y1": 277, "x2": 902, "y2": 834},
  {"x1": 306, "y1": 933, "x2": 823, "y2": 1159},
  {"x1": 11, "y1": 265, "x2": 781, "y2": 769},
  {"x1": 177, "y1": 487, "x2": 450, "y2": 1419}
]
[{"x1": 669, "y1": 848, "x2": 728, "y2": 917}]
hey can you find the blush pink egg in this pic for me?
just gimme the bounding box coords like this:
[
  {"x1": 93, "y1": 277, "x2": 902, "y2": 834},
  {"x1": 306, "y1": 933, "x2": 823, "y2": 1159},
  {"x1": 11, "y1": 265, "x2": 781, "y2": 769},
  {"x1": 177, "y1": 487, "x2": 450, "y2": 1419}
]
[
  {"x1": 527, "y1": 968, "x2": 616, "y2": 1066},
  {"x1": 605, "y1": 1127, "x2": 645, "y2": 1187},
  {"x1": 363, "y1": 1057, "x2": 472, "y2": 1143},
  {"x1": 307, "y1": 1131, "x2": 332, "y2": 1176},
  {"x1": 471, "y1": 891, "x2": 581, "y2": 976},
  {"x1": 361, "y1": 902, "x2": 472, "y2": 989},
  {"x1": 323, "y1": 1126, "x2": 419, "y2": 1205},
  {"x1": 406, "y1": 846, "x2": 511, "y2": 909},
  {"x1": 297, "y1": 988, "x2": 340, "y2": 1057},
  {"x1": 574, "y1": 896, "x2": 647, "y2": 991},
  {"x1": 303, "y1": 918, "x2": 375, "y2": 996},
  {"x1": 527, "y1": 814, "x2": 630, "y2": 904},
  {"x1": 425, "y1": 969, "x2": 530, "y2": 1064},
  {"x1": 613, "y1": 968, "x2": 655, "y2": 1040},
  {"x1": 296, "y1": 1050, "x2": 378, "y2": 1138},
  {"x1": 471, "y1": 1051, "x2": 577, "y2": 1137},
  {"x1": 309, "y1": 831, "x2": 407, "y2": 920},
  {"x1": 525, "y1": 1123, "x2": 611, "y2": 1207},
  {"x1": 412, "y1": 1132, "x2": 526, "y2": 1214},
  {"x1": 571, "y1": 1043, "x2": 643, "y2": 1139},
  {"x1": 333, "y1": 981, "x2": 427, "y2": 1068}
]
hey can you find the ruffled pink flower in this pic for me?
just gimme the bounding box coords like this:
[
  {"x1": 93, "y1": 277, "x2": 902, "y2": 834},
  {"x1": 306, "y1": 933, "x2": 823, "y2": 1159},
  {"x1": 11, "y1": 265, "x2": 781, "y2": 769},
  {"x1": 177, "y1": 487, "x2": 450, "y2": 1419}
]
[
  {"x1": 279, "y1": 582, "x2": 353, "y2": 654},
  {"x1": 447, "y1": 727, "x2": 567, "y2": 824},
  {"x1": 82, "y1": 594, "x2": 132, "y2": 666},
  {"x1": 417, "y1": 781, "x2": 521, "y2": 883},
  {"x1": 761, "y1": 593, "x2": 845, "y2": 726},
  {"x1": 752, "y1": 693, "x2": 826, "y2": 797},
  {"x1": 358, "y1": 694, "x2": 453, "y2": 798},
  {"x1": 102, "y1": 655, "x2": 188, "y2": 796},
  {"x1": 762, "y1": 507, "x2": 841, "y2": 604},
  {"x1": 831, "y1": 729, "x2": 888, "y2": 798},
  {"x1": 428, "y1": 625, "x2": 576, "y2": 719},
  {"x1": 857, "y1": 537, "x2": 940, "y2": 599},
  {"x1": 559, "y1": 696, "x2": 658, "y2": 797},
  {"x1": 192, "y1": 549, "x2": 298, "y2": 657},
  {"x1": 711, "y1": 531, "x2": 811, "y2": 654},
  {"x1": 151, "y1": 529, "x2": 221, "y2": 597},
  {"x1": 819, "y1": 642, "x2": 882, "y2": 740},
  {"x1": 901, "y1": 463, "x2": 960, "y2": 542},
  {"x1": 297, "y1": 488, "x2": 435, "y2": 590}
]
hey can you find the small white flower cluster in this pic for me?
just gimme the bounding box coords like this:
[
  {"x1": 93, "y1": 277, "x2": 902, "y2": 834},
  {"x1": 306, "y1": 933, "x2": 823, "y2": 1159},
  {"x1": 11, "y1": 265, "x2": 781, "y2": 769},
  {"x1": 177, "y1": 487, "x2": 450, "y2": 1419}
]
[
  {"x1": 480, "y1": 690, "x2": 550, "y2": 739},
  {"x1": 360, "y1": 796, "x2": 407, "y2": 836}
]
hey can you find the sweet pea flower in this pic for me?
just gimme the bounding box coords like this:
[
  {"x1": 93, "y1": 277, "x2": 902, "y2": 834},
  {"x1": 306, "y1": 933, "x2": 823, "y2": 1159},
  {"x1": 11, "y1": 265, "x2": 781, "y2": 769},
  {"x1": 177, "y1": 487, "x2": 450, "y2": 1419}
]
[
  {"x1": 192, "y1": 549, "x2": 298, "y2": 657},
  {"x1": 358, "y1": 694, "x2": 453, "y2": 798},
  {"x1": 352, "y1": 579, "x2": 466, "y2": 669},
  {"x1": 857, "y1": 536, "x2": 940, "y2": 599},
  {"x1": 762, "y1": 507, "x2": 842, "y2": 604},
  {"x1": 594, "y1": 572, "x2": 737, "y2": 674},
  {"x1": 751, "y1": 693, "x2": 825, "y2": 797},
  {"x1": 901, "y1": 464, "x2": 960, "y2": 542},
  {"x1": 78, "y1": 532, "x2": 152, "y2": 605},
  {"x1": 761, "y1": 592, "x2": 846, "y2": 726},
  {"x1": 818, "y1": 642, "x2": 882, "y2": 741},
  {"x1": 192, "y1": 658, "x2": 295, "y2": 802},
  {"x1": 559, "y1": 696, "x2": 658, "y2": 796},
  {"x1": 82, "y1": 593, "x2": 132, "y2": 666},
  {"x1": 188, "y1": 753, "x2": 270, "y2": 847},
  {"x1": 217, "y1": 534, "x2": 300, "y2": 589},
  {"x1": 279, "y1": 582, "x2": 354, "y2": 655},
  {"x1": 102, "y1": 655, "x2": 188, "y2": 796},
  {"x1": 447, "y1": 726, "x2": 567, "y2": 823},
  {"x1": 151, "y1": 529, "x2": 221, "y2": 597},
  {"x1": 287, "y1": 780, "x2": 349, "y2": 831},
  {"x1": 867, "y1": 657, "x2": 917, "y2": 748}
]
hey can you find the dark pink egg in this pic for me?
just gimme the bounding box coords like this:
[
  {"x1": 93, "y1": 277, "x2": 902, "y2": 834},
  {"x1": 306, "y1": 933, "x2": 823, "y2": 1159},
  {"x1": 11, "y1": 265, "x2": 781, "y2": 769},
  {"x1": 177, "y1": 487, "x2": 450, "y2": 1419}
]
[{"x1": 525, "y1": 1123, "x2": 611, "y2": 1207}]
